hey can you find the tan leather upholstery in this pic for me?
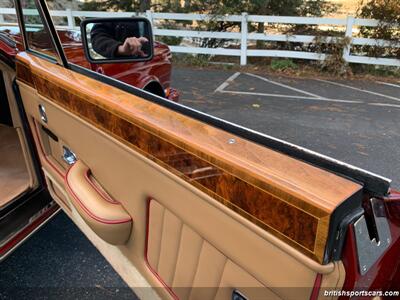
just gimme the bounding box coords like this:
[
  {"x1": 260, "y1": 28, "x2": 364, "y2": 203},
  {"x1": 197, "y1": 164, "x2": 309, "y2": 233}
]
[
  {"x1": 0, "y1": 125, "x2": 30, "y2": 206},
  {"x1": 65, "y1": 160, "x2": 133, "y2": 245},
  {"x1": 0, "y1": 61, "x2": 37, "y2": 207},
  {"x1": 18, "y1": 80, "x2": 347, "y2": 300},
  {"x1": 148, "y1": 199, "x2": 285, "y2": 300},
  {"x1": 45, "y1": 170, "x2": 71, "y2": 211}
]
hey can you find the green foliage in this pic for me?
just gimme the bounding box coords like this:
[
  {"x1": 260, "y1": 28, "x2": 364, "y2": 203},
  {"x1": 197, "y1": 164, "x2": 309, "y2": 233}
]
[
  {"x1": 357, "y1": 0, "x2": 400, "y2": 59},
  {"x1": 157, "y1": 36, "x2": 183, "y2": 46},
  {"x1": 80, "y1": 0, "x2": 149, "y2": 12},
  {"x1": 154, "y1": 19, "x2": 184, "y2": 45},
  {"x1": 298, "y1": 0, "x2": 339, "y2": 17},
  {"x1": 79, "y1": 0, "x2": 339, "y2": 49},
  {"x1": 174, "y1": 54, "x2": 211, "y2": 67},
  {"x1": 351, "y1": 64, "x2": 400, "y2": 78},
  {"x1": 358, "y1": 0, "x2": 399, "y2": 25},
  {"x1": 270, "y1": 59, "x2": 298, "y2": 71},
  {"x1": 314, "y1": 36, "x2": 352, "y2": 76},
  {"x1": 157, "y1": 0, "x2": 337, "y2": 16}
]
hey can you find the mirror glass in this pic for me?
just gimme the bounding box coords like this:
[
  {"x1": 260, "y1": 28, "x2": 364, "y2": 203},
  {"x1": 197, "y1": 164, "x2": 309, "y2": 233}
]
[{"x1": 83, "y1": 18, "x2": 153, "y2": 62}]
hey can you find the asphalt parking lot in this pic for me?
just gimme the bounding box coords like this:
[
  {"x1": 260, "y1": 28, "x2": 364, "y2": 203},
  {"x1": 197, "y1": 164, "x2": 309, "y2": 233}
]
[
  {"x1": 0, "y1": 212, "x2": 138, "y2": 299},
  {"x1": 172, "y1": 67, "x2": 400, "y2": 189},
  {"x1": 1, "y1": 67, "x2": 399, "y2": 296}
]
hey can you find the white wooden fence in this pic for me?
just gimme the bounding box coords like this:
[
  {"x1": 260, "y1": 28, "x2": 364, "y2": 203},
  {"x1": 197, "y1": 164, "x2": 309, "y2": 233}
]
[{"x1": 1, "y1": 8, "x2": 399, "y2": 67}]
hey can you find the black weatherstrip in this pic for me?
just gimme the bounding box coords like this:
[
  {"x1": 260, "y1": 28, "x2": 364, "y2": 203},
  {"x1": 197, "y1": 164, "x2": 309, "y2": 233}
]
[
  {"x1": 0, "y1": 51, "x2": 15, "y2": 69},
  {"x1": 70, "y1": 63, "x2": 391, "y2": 197},
  {"x1": 0, "y1": 71, "x2": 13, "y2": 126},
  {"x1": 323, "y1": 189, "x2": 364, "y2": 263}
]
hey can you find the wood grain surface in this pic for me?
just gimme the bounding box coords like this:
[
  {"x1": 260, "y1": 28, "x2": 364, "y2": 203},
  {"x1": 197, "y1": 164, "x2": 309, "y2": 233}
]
[{"x1": 16, "y1": 52, "x2": 362, "y2": 263}]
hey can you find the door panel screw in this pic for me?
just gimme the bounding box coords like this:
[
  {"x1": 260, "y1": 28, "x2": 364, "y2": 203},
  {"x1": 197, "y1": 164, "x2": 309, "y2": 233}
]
[{"x1": 362, "y1": 265, "x2": 367, "y2": 272}]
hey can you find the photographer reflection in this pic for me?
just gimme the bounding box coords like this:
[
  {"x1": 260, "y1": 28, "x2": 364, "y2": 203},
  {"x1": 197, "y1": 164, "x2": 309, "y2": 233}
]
[{"x1": 90, "y1": 21, "x2": 150, "y2": 58}]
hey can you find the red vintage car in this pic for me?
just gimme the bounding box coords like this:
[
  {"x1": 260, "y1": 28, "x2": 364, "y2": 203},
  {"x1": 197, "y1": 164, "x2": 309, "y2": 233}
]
[{"x1": 0, "y1": 25, "x2": 179, "y2": 101}]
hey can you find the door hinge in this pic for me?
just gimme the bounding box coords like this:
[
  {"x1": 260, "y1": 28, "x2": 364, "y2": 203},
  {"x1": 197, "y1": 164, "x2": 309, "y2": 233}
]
[{"x1": 354, "y1": 198, "x2": 391, "y2": 275}]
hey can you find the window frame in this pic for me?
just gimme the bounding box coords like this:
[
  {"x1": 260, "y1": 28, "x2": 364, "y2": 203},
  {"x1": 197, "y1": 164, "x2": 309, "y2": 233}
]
[{"x1": 15, "y1": 0, "x2": 68, "y2": 66}]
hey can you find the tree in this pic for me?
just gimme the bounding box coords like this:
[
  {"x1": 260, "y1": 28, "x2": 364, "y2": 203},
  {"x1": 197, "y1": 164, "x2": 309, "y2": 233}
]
[
  {"x1": 80, "y1": 0, "x2": 152, "y2": 12},
  {"x1": 170, "y1": 0, "x2": 339, "y2": 48},
  {"x1": 358, "y1": 0, "x2": 400, "y2": 24},
  {"x1": 357, "y1": 0, "x2": 400, "y2": 58},
  {"x1": 152, "y1": 0, "x2": 337, "y2": 16},
  {"x1": 79, "y1": 0, "x2": 339, "y2": 49},
  {"x1": 81, "y1": 0, "x2": 337, "y2": 17},
  {"x1": 139, "y1": 0, "x2": 151, "y2": 12},
  {"x1": 298, "y1": 0, "x2": 339, "y2": 17}
]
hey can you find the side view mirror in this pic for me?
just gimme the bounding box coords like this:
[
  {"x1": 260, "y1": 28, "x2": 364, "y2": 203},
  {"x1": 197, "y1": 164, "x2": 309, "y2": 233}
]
[{"x1": 80, "y1": 17, "x2": 154, "y2": 64}]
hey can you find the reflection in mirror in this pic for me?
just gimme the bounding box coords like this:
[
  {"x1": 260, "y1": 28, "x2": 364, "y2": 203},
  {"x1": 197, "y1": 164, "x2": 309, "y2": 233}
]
[{"x1": 83, "y1": 18, "x2": 152, "y2": 62}]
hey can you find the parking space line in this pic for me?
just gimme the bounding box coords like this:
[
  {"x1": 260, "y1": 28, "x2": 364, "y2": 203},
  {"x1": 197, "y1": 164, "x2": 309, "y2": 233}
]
[
  {"x1": 369, "y1": 103, "x2": 400, "y2": 109},
  {"x1": 214, "y1": 72, "x2": 241, "y2": 93},
  {"x1": 378, "y1": 81, "x2": 400, "y2": 89},
  {"x1": 214, "y1": 71, "x2": 399, "y2": 108},
  {"x1": 220, "y1": 90, "x2": 364, "y2": 104},
  {"x1": 244, "y1": 73, "x2": 323, "y2": 99},
  {"x1": 317, "y1": 79, "x2": 400, "y2": 102}
]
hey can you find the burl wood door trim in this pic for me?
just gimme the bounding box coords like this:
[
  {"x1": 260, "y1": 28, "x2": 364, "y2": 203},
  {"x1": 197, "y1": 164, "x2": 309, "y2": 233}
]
[{"x1": 16, "y1": 52, "x2": 362, "y2": 263}]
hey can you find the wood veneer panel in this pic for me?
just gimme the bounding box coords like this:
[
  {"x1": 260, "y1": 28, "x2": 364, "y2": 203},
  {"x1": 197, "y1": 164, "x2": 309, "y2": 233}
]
[
  {"x1": 16, "y1": 53, "x2": 362, "y2": 263},
  {"x1": 15, "y1": 61, "x2": 35, "y2": 88}
]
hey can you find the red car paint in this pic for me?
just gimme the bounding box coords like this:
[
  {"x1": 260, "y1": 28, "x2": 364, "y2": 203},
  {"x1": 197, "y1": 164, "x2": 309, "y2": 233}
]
[
  {"x1": 340, "y1": 191, "x2": 400, "y2": 299},
  {"x1": 0, "y1": 204, "x2": 59, "y2": 257},
  {"x1": 0, "y1": 26, "x2": 179, "y2": 101}
]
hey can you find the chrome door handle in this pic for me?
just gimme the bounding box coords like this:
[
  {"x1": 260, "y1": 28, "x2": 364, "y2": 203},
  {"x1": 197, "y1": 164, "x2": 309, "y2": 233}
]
[
  {"x1": 232, "y1": 290, "x2": 248, "y2": 300},
  {"x1": 63, "y1": 146, "x2": 77, "y2": 165},
  {"x1": 38, "y1": 104, "x2": 47, "y2": 123}
]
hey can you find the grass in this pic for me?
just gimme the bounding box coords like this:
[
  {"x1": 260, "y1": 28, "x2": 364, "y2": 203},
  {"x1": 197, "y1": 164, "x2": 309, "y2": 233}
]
[
  {"x1": 172, "y1": 53, "x2": 400, "y2": 81},
  {"x1": 270, "y1": 59, "x2": 298, "y2": 71},
  {"x1": 174, "y1": 54, "x2": 211, "y2": 68},
  {"x1": 351, "y1": 64, "x2": 400, "y2": 78}
]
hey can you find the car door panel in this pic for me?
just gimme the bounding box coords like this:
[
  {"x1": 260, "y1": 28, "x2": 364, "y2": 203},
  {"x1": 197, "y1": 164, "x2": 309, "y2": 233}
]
[{"x1": 16, "y1": 51, "x2": 361, "y2": 299}]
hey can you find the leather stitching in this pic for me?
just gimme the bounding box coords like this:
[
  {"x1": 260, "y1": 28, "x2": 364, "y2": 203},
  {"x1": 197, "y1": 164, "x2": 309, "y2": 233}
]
[
  {"x1": 145, "y1": 198, "x2": 180, "y2": 300},
  {"x1": 65, "y1": 165, "x2": 132, "y2": 225},
  {"x1": 84, "y1": 169, "x2": 120, "y2": 205}
]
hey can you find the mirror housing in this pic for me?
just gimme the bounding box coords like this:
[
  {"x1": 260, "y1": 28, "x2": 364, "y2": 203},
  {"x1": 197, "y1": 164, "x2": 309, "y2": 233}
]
[{"x1": 80, "y1": 17, "x2": 154, "y2": 64}]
